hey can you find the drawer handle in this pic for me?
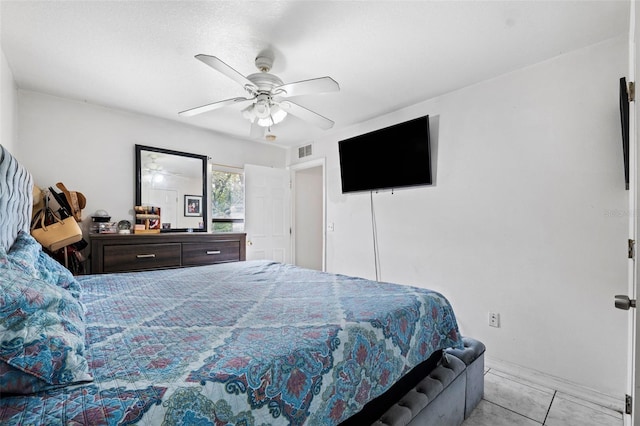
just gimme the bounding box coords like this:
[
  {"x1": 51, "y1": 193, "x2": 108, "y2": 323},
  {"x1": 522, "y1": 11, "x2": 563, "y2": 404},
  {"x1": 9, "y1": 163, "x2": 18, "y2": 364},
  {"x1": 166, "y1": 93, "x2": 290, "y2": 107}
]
[
  {"x1": 206, "y1": 250, "x2": 221, "y2": 255},
  {"x1": 136, "y1": 254, "x2": 156, "y2": 259}
]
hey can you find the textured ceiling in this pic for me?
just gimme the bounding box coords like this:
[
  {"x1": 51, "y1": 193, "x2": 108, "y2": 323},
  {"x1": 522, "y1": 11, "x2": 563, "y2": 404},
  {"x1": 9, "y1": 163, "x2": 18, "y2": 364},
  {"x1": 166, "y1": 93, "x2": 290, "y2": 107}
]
[{"x1": 1, "y1": 1, "x2": 629, "y2": 147}]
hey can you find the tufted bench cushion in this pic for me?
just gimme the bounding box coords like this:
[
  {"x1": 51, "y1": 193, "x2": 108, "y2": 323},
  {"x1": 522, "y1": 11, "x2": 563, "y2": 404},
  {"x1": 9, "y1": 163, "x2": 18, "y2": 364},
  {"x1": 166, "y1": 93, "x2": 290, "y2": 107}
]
[
  {"x1": 373, "y1": 354, "x2": 467, "y2": 426},
  {"x1": 445, "y1": 337, "x2": 486, "y2": 366}
]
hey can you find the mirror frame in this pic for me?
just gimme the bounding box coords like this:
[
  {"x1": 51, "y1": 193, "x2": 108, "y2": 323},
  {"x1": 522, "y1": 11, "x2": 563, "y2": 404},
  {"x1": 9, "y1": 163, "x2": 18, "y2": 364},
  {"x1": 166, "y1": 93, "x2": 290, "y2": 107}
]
[{"x1": 135, "y1": 144, "x2": 208, "y2": 233}]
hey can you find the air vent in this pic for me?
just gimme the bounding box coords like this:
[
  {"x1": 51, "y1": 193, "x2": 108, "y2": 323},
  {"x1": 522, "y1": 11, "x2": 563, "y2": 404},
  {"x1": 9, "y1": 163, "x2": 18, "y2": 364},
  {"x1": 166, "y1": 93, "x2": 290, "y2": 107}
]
[{"x1": 298, "y1": 144, "x2": 313, "y2": 158}]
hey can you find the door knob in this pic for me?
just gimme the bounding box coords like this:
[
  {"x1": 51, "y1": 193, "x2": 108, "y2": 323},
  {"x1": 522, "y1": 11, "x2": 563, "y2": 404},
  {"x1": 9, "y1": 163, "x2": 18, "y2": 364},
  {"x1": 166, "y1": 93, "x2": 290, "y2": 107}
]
[{"x1": 615, "y1": 295, "x2": 637, "y2": 310}]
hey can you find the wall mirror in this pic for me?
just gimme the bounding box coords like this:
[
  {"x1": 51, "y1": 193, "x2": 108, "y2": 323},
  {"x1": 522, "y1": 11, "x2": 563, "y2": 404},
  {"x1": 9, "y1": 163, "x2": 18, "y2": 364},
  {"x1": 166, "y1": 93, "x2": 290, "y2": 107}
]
[{"x1": 135, "y1": 144, "x2": 208, "y2": 232}]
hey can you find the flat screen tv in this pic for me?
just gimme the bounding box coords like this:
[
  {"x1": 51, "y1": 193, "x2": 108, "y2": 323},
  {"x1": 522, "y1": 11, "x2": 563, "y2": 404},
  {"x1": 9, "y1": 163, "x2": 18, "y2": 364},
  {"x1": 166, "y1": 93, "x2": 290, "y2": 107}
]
[
  {"x1": 620, "y1": 77, "x2": 630, "y2": 190},
  {"x1": 339, "y1": 115, "x2": 432, "y2": 193}
]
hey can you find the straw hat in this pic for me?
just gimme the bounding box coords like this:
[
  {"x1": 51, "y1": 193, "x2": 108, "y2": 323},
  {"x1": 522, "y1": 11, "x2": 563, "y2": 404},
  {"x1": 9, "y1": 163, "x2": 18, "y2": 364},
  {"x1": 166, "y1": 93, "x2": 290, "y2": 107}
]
[{"x1": 56, "y1": 182, "x2": 87, "y2": 221}]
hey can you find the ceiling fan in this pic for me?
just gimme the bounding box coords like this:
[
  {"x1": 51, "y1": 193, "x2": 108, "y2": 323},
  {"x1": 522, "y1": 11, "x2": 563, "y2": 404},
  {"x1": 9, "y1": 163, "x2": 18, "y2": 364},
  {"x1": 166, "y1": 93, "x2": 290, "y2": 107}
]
[
  {"x1": 142, "y1": 154, "x2": 172, "y2": 183},
  {"x1": 179, "y1": 52, "x2": 340, "y2": 138}
]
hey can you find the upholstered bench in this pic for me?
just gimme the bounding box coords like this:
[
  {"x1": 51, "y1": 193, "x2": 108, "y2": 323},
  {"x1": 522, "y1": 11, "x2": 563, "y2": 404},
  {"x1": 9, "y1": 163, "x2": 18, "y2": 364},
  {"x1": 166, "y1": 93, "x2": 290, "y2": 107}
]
[
  {"x1": 374, "y1": 337, "x2": 485, "y2": 426},
  {"x1": 446, "y1": 337, "x2": 486, "y2": 419}
]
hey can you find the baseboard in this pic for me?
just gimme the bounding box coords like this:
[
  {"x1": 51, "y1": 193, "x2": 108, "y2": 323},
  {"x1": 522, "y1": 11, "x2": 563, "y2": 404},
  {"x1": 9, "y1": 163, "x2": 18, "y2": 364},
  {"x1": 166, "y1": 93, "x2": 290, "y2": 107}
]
[{"x1": 485, "y1": 356, "x2": 624, "y2": 414}]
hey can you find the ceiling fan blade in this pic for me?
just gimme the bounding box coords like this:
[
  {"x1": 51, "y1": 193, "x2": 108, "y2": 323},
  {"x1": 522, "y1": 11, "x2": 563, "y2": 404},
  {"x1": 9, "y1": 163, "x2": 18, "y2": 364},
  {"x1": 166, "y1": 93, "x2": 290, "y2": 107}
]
[
  {"x1": 249, "y1": 122, "x2": 266, "y2": 139},
  {"x1": 274, "y1": 77, "x2": 339, "y2": 98},
  {"x1": 280, "y1": 101, "x2": 335, "y2": 130},
  {"x1": 195, "y1": 54, "x2": 258, "y2": 94},
  {"x1": 178, "y1": 97, "x2": 254, "y2": 117}
]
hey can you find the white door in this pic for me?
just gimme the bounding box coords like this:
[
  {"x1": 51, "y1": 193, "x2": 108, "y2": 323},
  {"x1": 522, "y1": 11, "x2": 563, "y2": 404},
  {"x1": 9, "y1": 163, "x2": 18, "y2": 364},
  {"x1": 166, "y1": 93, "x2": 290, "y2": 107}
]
[{"x1": 244, "y1": 164, "x2": 291, "y2": 262}]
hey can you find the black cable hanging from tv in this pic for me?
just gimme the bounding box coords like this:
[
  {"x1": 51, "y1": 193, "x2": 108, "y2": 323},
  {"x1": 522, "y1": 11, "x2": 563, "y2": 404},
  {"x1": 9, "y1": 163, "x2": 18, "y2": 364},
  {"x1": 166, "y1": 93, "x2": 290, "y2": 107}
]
[{"x1": 370, "y1": 190, "x2": 380, "y2": 282}]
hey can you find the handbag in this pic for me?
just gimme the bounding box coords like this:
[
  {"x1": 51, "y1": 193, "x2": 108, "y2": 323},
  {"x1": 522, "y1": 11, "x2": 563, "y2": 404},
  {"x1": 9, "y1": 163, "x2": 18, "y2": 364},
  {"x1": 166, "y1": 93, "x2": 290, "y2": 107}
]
[{"x1": 31, "y1": 207, "x2": 83, "y2": 252}]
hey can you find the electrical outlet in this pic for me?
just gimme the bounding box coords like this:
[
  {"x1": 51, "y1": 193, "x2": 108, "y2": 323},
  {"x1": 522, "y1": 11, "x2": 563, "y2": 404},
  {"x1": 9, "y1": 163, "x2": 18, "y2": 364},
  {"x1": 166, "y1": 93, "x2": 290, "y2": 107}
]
[
  {"x1": 327, "y1": 222, "x2": 335, "y2": 232},
  {"x1": 489, "y1": 312, "x2": 500, "y2": 328}
]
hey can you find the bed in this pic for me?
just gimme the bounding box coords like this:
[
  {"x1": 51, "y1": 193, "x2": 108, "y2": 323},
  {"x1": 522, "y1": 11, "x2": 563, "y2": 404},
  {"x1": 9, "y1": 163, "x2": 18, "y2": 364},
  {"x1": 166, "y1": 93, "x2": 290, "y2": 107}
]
[{"x1": 0, "y1": 144, "x2": 484, "y2": 425}]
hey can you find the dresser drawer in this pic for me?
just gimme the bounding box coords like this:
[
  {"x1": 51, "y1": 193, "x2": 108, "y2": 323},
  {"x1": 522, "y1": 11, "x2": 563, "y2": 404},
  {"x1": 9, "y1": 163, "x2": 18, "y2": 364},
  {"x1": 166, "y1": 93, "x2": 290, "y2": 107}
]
[
  {"x1": 182, "y1": 241, "x2": 241, "y2": 266},
  {"x1": 103, "y1": 243, "x2": 181, "y2": 272}
]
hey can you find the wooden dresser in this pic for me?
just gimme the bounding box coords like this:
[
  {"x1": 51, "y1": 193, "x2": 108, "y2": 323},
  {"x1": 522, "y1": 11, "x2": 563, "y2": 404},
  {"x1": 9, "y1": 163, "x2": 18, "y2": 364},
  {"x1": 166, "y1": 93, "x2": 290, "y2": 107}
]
[{"x1": 90, "y1": 232, "x2": 246, "y2": 274}]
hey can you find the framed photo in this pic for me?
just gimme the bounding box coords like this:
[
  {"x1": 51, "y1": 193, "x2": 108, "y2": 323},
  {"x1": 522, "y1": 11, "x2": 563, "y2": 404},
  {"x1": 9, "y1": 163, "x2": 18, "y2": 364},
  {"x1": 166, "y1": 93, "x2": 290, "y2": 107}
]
[{"x1": 184, "y1": 195, "x2": 202, "y2": 217}]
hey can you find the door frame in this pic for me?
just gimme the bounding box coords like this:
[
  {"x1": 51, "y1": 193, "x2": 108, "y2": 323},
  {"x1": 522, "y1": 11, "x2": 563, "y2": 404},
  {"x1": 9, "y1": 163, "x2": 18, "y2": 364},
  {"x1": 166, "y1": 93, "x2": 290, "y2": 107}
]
[
  {"x1": 290, "y1": 158, "x2": 326, "y2": 272},
  {"x1": 630, "y1": 1, "x2": 638, "y2": 424}
]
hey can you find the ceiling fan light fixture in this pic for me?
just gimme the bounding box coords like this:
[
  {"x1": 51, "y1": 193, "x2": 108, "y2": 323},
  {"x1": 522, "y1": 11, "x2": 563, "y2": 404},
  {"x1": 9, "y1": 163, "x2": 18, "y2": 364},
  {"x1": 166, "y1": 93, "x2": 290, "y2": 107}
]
[
  {"x1": 270, "y1": 104, "x2": 287, "y2": 124},
  {"x1": 257, "y1": 116, "x2": 275, "y2": 127},
  {"x1": 254, "y1": 97, "x2": 271, "y2": 119},
  {"x1": 242, "y1": 99, "x2": 287, "y2": 127}
]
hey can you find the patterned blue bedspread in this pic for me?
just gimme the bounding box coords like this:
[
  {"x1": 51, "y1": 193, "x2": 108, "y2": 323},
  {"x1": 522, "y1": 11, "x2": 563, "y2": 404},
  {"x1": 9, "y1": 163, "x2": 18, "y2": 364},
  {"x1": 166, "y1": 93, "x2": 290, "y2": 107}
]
[{"x1": 0, "y1": 260, "x2": 462, "y2": 425}]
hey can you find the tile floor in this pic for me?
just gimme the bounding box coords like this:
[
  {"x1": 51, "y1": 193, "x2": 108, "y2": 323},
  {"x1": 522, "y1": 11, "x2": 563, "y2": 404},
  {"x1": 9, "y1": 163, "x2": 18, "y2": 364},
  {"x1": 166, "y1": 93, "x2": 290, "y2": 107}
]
[{"x1": 462, "y1": 368, "x2": 623, "y2": 426}]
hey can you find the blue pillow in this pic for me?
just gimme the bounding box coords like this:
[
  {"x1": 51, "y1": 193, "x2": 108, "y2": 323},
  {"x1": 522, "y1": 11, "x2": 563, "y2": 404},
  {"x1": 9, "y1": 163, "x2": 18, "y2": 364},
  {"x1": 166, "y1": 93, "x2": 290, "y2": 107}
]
[
  {"x1": 2, "y1": 231, "x2": 81, "y2": 299},
  {"x1": 0, "y1": 267, "x2": 92, "y2": 394}
]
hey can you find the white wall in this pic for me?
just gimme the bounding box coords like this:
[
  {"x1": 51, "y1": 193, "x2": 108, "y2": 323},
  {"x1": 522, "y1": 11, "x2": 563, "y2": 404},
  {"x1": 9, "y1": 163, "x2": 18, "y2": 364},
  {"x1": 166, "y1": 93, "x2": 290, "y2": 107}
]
[
  {"x1": 15, "y1": 90, "x2": 286, "y2": 233},
  {"x1": 1, "y1": 48, "x2": 17, "y2": 153},
  {"x1": 294, "y1": 37, "x2": 629, "y2": 398}
]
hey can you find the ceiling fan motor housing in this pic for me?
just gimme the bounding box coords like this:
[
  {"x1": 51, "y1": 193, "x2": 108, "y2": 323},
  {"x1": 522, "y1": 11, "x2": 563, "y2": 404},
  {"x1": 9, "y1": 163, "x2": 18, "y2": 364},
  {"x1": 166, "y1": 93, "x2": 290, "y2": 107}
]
[
  {"x1": 247, "y1": 72, "x2": 284, "y2": 93},
  {"x1": 254, "y1": 54, "x2": 274, "y2": 72}
]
